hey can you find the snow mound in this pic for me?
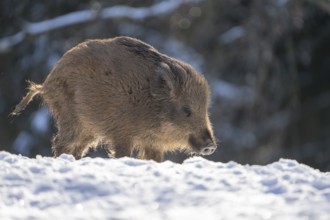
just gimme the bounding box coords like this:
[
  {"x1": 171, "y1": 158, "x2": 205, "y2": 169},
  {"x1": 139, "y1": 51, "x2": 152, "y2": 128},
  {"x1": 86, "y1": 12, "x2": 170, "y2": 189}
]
[{"x1": 0, "y1": 151, "x2": 329, "y2": 220}]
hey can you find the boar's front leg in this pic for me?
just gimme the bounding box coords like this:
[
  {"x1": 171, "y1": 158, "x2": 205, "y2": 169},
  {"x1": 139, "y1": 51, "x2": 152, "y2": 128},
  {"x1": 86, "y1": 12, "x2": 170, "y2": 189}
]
[
  {"x1": 113, "y1": 141, "x2": 132, "y2": 158},
  {"x1": 139, "y1": 148, "x2": 163, "y2": 162}
]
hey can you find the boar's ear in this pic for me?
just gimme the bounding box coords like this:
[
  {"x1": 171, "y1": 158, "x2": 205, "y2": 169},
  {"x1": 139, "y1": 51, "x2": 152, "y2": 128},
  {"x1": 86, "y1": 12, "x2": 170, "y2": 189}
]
[{"x1": 151, "y1": 62, "x2": 176, "y2": 98}]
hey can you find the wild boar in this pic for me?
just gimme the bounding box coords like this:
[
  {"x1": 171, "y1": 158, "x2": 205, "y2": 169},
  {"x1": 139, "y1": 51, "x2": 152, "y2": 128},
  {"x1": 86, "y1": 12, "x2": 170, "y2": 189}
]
[{"x1": 12, "y1": 36, "x2": 217, "y2": 162}]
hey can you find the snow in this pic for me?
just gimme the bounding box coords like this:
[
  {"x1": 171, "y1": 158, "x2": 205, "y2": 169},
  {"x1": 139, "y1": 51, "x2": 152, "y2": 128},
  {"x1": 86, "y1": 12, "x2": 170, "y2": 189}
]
[{"x1": 0, "y1": 151, "x2": 329, "y2": 220}]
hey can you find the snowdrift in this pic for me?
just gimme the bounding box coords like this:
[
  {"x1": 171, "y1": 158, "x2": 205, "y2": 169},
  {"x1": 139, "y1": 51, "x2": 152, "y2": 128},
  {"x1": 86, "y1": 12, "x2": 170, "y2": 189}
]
[{"x1": 0, "y1": 151, "x2": 329, "y2": 220}]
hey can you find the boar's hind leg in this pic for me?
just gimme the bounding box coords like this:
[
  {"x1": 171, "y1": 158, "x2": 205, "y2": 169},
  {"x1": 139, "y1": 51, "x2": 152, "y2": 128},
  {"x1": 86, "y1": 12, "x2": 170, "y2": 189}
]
[
  {"x1": 52, "y1": 123, "x2": 93, "y2": 159},
  {"x1": 139, "y1": 148, "x2": 163, "y2": 162},
  {"x1": 52, "y1": 133, "x2": 73, "y2": 158}
]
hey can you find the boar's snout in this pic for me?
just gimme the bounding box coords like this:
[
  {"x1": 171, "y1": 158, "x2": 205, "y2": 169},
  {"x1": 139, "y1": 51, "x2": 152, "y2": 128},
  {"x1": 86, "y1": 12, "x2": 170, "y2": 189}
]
[
  {"x1": 188, "y1": 129, "x2": 217, "y2": 156},
  {"x1": 200, "y1": 143, "x2": 217, "y2": 156}
]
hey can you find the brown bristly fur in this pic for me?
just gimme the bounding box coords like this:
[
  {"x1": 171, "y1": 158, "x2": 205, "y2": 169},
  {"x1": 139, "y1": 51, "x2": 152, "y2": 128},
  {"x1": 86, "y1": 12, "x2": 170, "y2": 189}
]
[{"x1": 12, "y1": 36, "x2": 217, "y2": 162}]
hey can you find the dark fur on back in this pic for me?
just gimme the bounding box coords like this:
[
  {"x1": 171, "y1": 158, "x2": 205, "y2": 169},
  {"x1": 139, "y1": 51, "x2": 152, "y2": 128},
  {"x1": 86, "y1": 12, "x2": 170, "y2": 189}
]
[{"x1": 117, "y1": 37, "x2": 162, "y2": 63}]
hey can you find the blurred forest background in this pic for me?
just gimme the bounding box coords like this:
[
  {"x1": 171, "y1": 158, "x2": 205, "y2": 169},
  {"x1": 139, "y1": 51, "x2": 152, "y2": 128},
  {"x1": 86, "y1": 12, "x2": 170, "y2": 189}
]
[{"x1": 1, "y1": 0, "x2": 329, "y2": 171}]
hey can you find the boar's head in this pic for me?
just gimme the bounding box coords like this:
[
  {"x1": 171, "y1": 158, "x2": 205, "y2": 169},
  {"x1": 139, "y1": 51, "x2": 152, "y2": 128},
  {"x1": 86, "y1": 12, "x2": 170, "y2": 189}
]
[{"x1": 151, "y1": 61, "x2": 217, "y2": 156}]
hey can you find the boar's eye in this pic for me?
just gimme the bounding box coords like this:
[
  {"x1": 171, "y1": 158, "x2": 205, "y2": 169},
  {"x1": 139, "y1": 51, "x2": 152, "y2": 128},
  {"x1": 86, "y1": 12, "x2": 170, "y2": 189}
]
[{"x1": 182, "y1": 106, "x2": 192, "y2": 117}]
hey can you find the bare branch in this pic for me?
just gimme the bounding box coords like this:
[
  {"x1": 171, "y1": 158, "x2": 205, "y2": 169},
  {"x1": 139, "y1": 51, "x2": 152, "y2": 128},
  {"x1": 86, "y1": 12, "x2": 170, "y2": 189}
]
[
  {"x1": 0, "y1": 0, "x2": 201, "y2": 53},
  {"x1": 0, "y1": 32, "x2": 25, "y2": 52}
]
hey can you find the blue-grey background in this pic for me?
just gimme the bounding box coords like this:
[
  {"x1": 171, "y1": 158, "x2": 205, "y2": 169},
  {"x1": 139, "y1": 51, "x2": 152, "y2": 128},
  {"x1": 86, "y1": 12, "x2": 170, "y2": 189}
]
[{"x1": 1, "y1": 0, "x2": 329, "y2": 171}]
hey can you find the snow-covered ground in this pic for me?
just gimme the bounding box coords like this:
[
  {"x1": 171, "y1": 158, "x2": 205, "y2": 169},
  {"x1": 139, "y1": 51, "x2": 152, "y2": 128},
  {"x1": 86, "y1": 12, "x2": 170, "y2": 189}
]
[{"x1": 0, "y1": 151, "x2": 329, "y2": 220}]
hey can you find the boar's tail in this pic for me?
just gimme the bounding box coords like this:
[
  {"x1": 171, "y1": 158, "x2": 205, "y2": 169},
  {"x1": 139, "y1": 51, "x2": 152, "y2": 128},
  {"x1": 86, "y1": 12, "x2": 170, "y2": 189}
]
[{"x1": 11, "y1": 81, "x2": 43, "y2": 116}]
